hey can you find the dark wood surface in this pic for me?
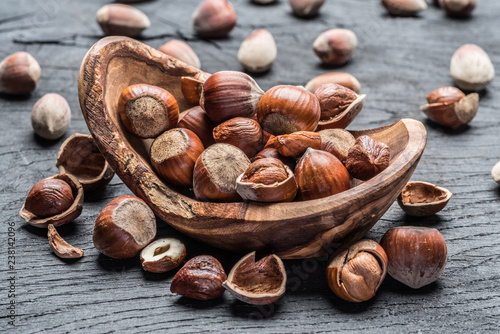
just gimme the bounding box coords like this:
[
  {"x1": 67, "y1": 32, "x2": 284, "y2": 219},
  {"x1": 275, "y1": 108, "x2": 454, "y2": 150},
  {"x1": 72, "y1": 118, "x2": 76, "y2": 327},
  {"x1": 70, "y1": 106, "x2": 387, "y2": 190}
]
[{"x1": 1, "y1": 0, "x2": 499, "y2": 332}]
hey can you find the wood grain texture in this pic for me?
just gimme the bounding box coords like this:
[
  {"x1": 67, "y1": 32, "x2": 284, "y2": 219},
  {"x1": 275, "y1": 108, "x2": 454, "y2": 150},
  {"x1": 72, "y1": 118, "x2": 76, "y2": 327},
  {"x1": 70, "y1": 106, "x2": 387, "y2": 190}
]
[{"x1": 1, "y1": 0, "x2": 500, "y2": 333}]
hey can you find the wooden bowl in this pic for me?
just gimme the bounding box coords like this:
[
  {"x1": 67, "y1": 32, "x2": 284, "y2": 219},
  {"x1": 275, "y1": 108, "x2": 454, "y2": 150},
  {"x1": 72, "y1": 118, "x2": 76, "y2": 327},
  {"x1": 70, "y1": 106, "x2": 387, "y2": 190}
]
[{"x1": 78, "y1": 37, "x2": 427, "y2": 259}]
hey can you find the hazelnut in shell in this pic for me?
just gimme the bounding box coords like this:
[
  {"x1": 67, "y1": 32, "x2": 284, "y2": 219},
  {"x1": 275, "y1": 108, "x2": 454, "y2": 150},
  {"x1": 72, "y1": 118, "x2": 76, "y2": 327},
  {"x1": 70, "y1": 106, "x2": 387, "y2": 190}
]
[
  {"x1": 381, "y1": 0, "x2": 427, "y2": 16},
  {"x1": 439, "y1": 0, "x2": 476, "y2": 17},
  {"x1": 0, "y1": 51, "x2": 41, "y2": 95},
  {"x1": 140, "y1": 238, "x2": 186, "y2": 273},
  {"x1": 181, "y1": 72, "x2": 211, "y2": 106},
  {"x1": 450, "y1": 44, "x2": 494, "y2": 91},
  {"x1": 192, "y1": 0, "x2": 237, "y2": 38},
  {"x1": 178, "y1": 106, "x2": 216, "y2": 148},
  {"x1": 213, "y1": 117, "x2": 264, "y2": 158},
  {"x1": 20, "y1": 174, "x2": 84, "y2": 228},
  {"x1": 96, "y1": 4, "x2": 150, "y2": 37},
  {"x1": 223, "y1": 252, "x2": 286, "y2": 305},
  {"x1": 93, "y1": 196, "x2": 156, "y2": 259},
  {"x1": 158, "y1": 39, "x2": 201, "y2": 69},
  {"x1": 318, "y1": 128, "x2": 356, "y2": 164},
  {"x1": 288, "y1": 0, "x2": 325, "y2": 17},
  {"x1": 238, "y1": 29, "x2": 277, "y2": 73},
  {"x1": 31, "y1": 93, "x2": 71, "y2": 140},
  {"x1": 397, "y1": 181, "x2": 452, "y2": 217},
  {"x1": 313, "y1": 29, "x2": 358, "y2": 66},
  {"x1": 305, "y1": 72, "x2": 361, "y2": 94}
]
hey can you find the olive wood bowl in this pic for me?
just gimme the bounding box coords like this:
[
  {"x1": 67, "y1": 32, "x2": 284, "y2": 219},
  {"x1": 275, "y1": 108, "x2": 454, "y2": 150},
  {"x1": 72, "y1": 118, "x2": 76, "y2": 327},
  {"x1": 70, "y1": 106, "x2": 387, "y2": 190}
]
[{"x1": 78, "y1": 37, "x2": 427, "y2": 259}]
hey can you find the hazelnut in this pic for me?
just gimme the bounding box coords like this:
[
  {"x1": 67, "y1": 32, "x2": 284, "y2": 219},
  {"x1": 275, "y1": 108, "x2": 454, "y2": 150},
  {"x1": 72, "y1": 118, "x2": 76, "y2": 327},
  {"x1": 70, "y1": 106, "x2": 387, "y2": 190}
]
[
  {"x1": 326, "y1": 239, "x2": 388, "y2": 302},
  {"x1": 238, "y1": 29, "x2": 277, "y2": 73},
  {"x1": 439, "y1": 0, "x2": 476, "y2": 17},
  {"x1": 0, "y1": 51, "x2": 41, "y2": 95},
  {"x1": 236, "y1": 158, "x2": 297, "y2": 202},
  {"x1": 31, "y1": 93, "x2": 71, "y2": 140},
  {"x1": 193, "y1": 143, "x2": 250, "y2": 202},
  {"x1": 318, "y1": 128, "x2": 356, "y2": 164},
  {"x1": 19, "y1": 174, "x2": 84, "y2": 228},
  {"x1": 118, "y1": 84, "x2": 179, "y2": 138},
  {"x1": 56, "y1": 133, "x2": 114, "y2": 191},
  {"x1": 305, "y1": 72, "x2": 361, "y2": 94},
  {"x1": 96, "y1": 4, "x2": 150, "y2": 37},
  {"x1": 181, "y1": 72, "x2": 211, "y2": 106},
  {"x1": 253, "y1": 147, "x2": 296, "y2": 170},
  {"x1": 48, "y1": 224, "x2": 84, "y2": 259},
  {"x1": 288, "y1": 0, "x2": 325, "y2": 17},
  {"x1": 380, "y1": 226, "x2": 447, "y2": 289},
  {"x1": 397, "y1": 181, "x2": 452, "y2": 216},
  {"x1": 140, "y1": 238, "x2": 186, "y2": 273},
  {"x1": 178, "y1": 106, "x2": 216, "y2": 147},
  {"x1": 150, "y1": 128, "x2": 204, "y2": 187},
  {"x1": 295, "y1": 148, "x2": 351, "y2": 201},
  {"x1": 313, "y1": 29, "x2": 358, "y2": 66},
  {"x1": 257, "y1": 85, "x2": 321, "y2": 135},
  {"x1": 93, "y1": 196, "x2": 156, "y2": 259},
  {"x1": 270, "y1": 131, "x2": 322, "y2": 158},
  {"x1": 381, "y1": 0, "x2": 427, "y2": 16},
  {"x1": 192, "y1": 0, "x2": 237, "y2": 38},
  {"x1": 223, "y1": 252, "x2": 286, "y2": 305},
  {"x1": 201, "y1": 71, "x2": 264, "y2": 124},
  {"x1": 345, "y1": 136, "x2": 390, "y2": 181},
  {"x1": 158, "y1": 40, "x2": 201, "y2": 69},
  {"x1": 420, "y1": 86, "x2": 479, "y2": 128},
  {"x1": 252, "y1": 0, "x2": 276, "y2": 3},
  {"x1": 450, "y1": 44, "x2": 494, "y2": 91},
  {"x1": 213, "y1": 117, "x2": 264, "y2": 158},
  {"x1": 492, "y1": 160, "x2": 500, "y2": 184},
  {"x1": 171, "y1": 255, "x2": 227, "y2": 300}
]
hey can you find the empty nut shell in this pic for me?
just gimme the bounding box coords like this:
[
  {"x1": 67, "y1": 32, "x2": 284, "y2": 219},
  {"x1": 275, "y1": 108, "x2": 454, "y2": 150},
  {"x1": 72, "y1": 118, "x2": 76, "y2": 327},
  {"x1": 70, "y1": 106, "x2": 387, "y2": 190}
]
[
  {"x1": 48, "y1": 224, "x2": 84, "y2": 259},
  {"x1": 397, "y1": 181, "x2": 452, "y2": 216},
  {"x1": 181, "y1": 72, "x2": 211, "y2": 106},
  {"x1": 140, "y1": 238, "x2": 186, "y2": 273}
]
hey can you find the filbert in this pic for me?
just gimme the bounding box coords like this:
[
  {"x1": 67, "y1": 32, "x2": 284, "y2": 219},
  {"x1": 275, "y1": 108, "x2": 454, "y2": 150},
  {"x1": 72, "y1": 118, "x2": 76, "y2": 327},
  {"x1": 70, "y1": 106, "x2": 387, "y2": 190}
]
[
  {"x1": 31, "y1": 93, "x2": 71, "y2": 140},
  {"x1": 305, "y1": 72, "x2": 361, "y2": 94},
  {"x1": 192, "y1": 0, "x2": 237, "y2": 38},
  {"x1": 288, "y1": 0, "x2": 325, "y2": 17},
  {"x1": 212, "y1": 117, "x2": 264, "y2": 158},
  {"x1": 345, "y1": 136, "x2": 390, "y2": 181},
  {"x1": 0, "y1": 51, "x2": 41, "y2": 95},
  {"x1": 181, "y1": 72, "x2": 211, "y2": 106},
  {"x1": 381, "y1": 0, "x2": 427, "y2": 16},
  {"x1": 96, "y1": 4, "x2": 150, "y2": 37},
  {"x1": 158, "y1": 40, "x2": 201, "y2": 69},
  {"x1": 492, "y1": 160, "x2": 500, "y2": 184},
  {"x1": 238, "y1": 29, "x2": 277, "y2": 73},
  {"x1": 439, "y1": 0, "x2": 476, "y2": 17},
  {"x1": 313, "y1": 29, "x2": 358, "y2": 66},
  {"x1": 318, "y1": 128, "x2": 356, "y2": 164},
  {"x1": 450, "y1": 44, "x2": 494, "y2": 91},
  {"x1": 178, "y1": 106, "x2": 216, "y2": 147},
  {"x1": 270, "y1": 131, "x2": 322, "y2": 158}
]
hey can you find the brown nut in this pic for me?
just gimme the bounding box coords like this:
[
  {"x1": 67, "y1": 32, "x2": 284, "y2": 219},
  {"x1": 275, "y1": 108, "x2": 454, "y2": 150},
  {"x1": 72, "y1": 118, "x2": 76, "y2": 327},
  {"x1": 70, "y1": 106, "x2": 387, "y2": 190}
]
[
  {"x1": 201, "y1": 71, "x2": 264, "y2": 124},
  {"x1": 223, "y1": 252, "x2": 286, "y2": 305},
  {"x1": 288, "y1": 0, "x2": 325, "y2": 17},
  {"x1": 420, "y1": 86, "x2": 479, "y2": 128},
  {"x1": 397, "y1": 181, "x2": 452, "y2": 216},
  {"x1": 48, "y1": 224, "x2": 84, "y2": 259},
  {"x1": 439, "y1": 0, "x2": 476, "y2": 17},
  {"x1": 118, "y1": 84, "x2": 179, "y2": 138},
  {"x1": 305, "y1": 72, "x2": 361, "y2": 94},
  {"x1": 318, "y1": 128, "x2": 356, "y2": 164},
  {"x1": 450, "y1": 44, "x2": 494, "y2": 91},
  {"x1": 171, "y1": 255, "x2": 227, "y2": 300},
  {"x1": 345, "y1": 135, "x2": 390, "y2": 181},
  {"x1": 295, "y1": 148, "x2": 351, "y2": 201},
  {"x1": 380, "y1": 226, "x2": 447, "y2": 289},
  {"x1": 56, "y1": 133, "x2": 114, "y2": 191},
  {"x1": 271, "y1": 131, "x2": 321, "y2": 158},
  {"x1": 140, "y1": 238, "x2": 186, "y2": 273},
  {"x1": 193, "y1": 143, "x2": 250, "y2": 202},
  {"x1": 257, "y1": 85, "x2": 321, "y2": 135},
  {"x1": 314, "y1": 83, "x2": 358, "y2": 120},
  {"x1": 158, "y1": 40, "x2": 201, "y2": 69},
  {"x1": 326, "y1": 239, "x2": 387, "y2": 302},
  {"x1": 92, "y1": 195, "x2": 156, "y2": 259},
  {"x1": 181, "y1": 72, "x2": 211, "y2": 106},
  {"x1": 313, "y1": 29, "x2": 358, "y2": 66},
  {"x1": 238, "y1": 29, "x2": 277, "y2": 73},
  {"x1": 96, "y1": 4, "x2": 150, "y2": 37},
  {"x1": 31, "y1": 93, "x2": 71, "y2": 140},
  {"x1": 252, "y1": 147, "x2": 296, "y2": 170},
  {"x1": 20, "y1": 174, "x2": 84, "y2": 228},
  {"x1": 192, "y1": 0, "x2": 237, "y2": 38},
  {"x1": 0, "y1": 51, "x2": 41, "y2": 95},
  {"x1": 236, "y1": 158, "x2": 297, "y2": 202},
  {"x1": 150, "y1": 128, "x2": 204, "y2": 187},
  {"x1": 381, "y1": 0, "x2": 427, "y2": 16},
  {"x1": 178, "y1": 106, "x2": 216, "y2": 148},
  {"x1": 213, "y1": 117, "x2": 264, "y2": 158}
]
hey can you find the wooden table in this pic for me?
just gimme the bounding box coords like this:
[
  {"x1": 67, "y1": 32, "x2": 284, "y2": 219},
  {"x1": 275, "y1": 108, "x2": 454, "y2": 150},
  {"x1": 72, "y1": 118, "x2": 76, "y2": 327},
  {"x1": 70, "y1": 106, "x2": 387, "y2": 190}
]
[{"x1": 1, "y1": 0, "x2": 499, "y2": 332}]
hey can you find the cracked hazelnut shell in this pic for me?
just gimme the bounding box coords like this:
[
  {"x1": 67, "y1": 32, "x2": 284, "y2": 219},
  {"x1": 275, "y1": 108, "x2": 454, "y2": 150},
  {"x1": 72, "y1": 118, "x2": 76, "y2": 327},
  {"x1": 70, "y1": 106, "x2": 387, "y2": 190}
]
[
  {"x1": 48, "y1": 224, "x2": 84, "y2": 259},
  {"x1": 397, "y1": 181, "x2": 452, "y2": 216},
  {"x1": 140, "y1": 238, "x2": 186, "y2": 273},
  {"x1": 181, "y1": 72, "x2": 211, "y2": 106},
  {"x1": 270, "y1": 131, "x2": 321, "y2": 158}
]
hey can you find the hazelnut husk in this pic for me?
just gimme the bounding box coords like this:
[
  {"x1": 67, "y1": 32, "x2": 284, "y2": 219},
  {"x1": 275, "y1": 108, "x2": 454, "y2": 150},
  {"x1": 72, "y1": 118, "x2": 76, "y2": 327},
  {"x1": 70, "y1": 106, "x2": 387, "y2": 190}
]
[
  {"x1": 313, "y1": 29, "x2": 358, "y2": 66},
  {"x1": 305, "y1": 72, "x2": 361, "y2": 94},
  {"x1": 295, "y1": 148, "x2": 351, "y2": 201},
  {"x1": 171, "y1": 255, "x2": 227, "y2": 300},
  {"x1": 0, "y1": 51, "x2": 41, "y2": 95},
  {"x1": 397, "y1": 181, "x2": 452, "y2": 217},
  {"x1": 270, "y1": 131, "x2": 322, "y2": 158},
  {"x1": 318, "y1": 128, "x2": 356, "y2": 164},
  {"x1": 213, "y1": 117, "x2": 264, "y2": 158},
  {"x1": 96, "y1": 4, "x2": 150, "y2": 37},
  {"x1": 223, "y1": 252, "x2": 286, "y2": 305},
  {"x1": 345, "y1": 135, "x2": 390, "y2": 181},
  {"x1": 178, "y1": 106, "x2": 216, "y2": 147},
  {"x1": 20, "y1": 174, "x2": 84, "y2": 228},
  {"x1": 192, "y1": 0, "x2": 237, "y2": 38},
  {"x1": 420, "y1": 86, "x2": 479, "y2": 128},
  {"x1": 92, "y1": 195, "x2": 156, "y2": 259},
  {"x1": 326, "y1": 239, "x2": 387, "y2": 302},
  {"x1": 118, "y1": 84, "x2": 179, "y2": 138},
  {"x1": 150, "y1": 128, "x2": 204, "y2": 187},
  {"x1": 48, "y1": 224, "x2": 84, "y2": 259},
  {"x1": 380, "y1": 226, "x2": 447, "y2": 289},
  {"x1": 193, "y1": 143, "x2": 250, "y2": 202},
  {"x1": 140, "y1": 238, "x2": 186, "y2": 273},
  {"x1": 257, "y1": 85, "x2": 321, "y2": 135},
  {"x1": 181, "y1": 72, "x2": 211, "y2": 106},
  {"x1": 56, "y1": 133, "x2": 114, "y2": 191},
  {"x1": 236, "y1": 158, "x2": 297, "y2": 202},
  {"x1": 158, "y1": 39, "x2": 201, "y2": 69}
]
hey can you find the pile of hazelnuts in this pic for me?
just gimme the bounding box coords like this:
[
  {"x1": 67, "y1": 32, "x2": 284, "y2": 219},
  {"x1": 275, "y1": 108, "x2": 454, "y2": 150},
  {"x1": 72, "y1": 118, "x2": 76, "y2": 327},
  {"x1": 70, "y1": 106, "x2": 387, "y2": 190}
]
[{"x1": 119, "y1": 70, "x2": 390, "y2": 204}]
